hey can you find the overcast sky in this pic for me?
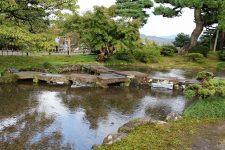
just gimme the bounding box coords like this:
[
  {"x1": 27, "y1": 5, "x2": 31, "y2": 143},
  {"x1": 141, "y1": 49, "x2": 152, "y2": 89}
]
[{"x1": 78, "y1": 0, "x2": 195, "y2": 37}]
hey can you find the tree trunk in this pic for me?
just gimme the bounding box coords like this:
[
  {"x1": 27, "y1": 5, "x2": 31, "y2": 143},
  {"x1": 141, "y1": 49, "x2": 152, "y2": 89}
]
[
  {"x1": 68, "y1": 37, "x2": 71, "y2": 55},
  {"x1": 213, "y1": 29, "x2": 219, "y2": 53},
  {"x1": 181, "y1": 9, "x2": 204, "y2": 53}
]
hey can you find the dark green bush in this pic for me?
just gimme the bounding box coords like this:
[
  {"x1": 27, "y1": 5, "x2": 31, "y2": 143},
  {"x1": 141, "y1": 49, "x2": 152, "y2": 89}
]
[
  {"x1": 162, "y1": 45, "x2": 178, "y2": 53},
  {"x1": 134, "y1": 41, "x2": 161, "y2": 63},
  {"x1": 196, "y1": 71, "x2": 214, "y2": 81},
  {"x1": 185, "y1": 53, "x2": 205, "y2": 63},
  {"x1": 185, "y1": 72, "x2": 225, "y2": 100},
  {"x1": 218, "y1": 51, "x2": 225, "y2": 61},
  {"x1": 115, "y1": 50, "x2": 135, "y2": 62},
  {"x1": 216, "y1": 62, "x2": 225, "y2": 71},
  {"x1": 160, "y1": 46, "x2": 174, "y2": 56},
  {"x1": 189, "y1": 44, "x2": 209, "y2": 57}
]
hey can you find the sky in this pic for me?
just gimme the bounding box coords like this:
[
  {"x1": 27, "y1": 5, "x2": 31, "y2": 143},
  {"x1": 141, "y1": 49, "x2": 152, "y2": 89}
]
[{"x1": 78, "y1": 0, "x2": 195, "y2": 37}]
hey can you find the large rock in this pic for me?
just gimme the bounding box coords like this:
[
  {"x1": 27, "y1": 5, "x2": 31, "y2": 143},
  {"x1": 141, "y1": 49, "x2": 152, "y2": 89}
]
[
  {"x1": 103, "y1": 132, "x2": 127, "y2": 145},
  {"x1": 118, "y1": 117, "x2": 167, "y2": 133},
  {"x1": 166, "y1": 112, "x2": 182, "y2": 121}
]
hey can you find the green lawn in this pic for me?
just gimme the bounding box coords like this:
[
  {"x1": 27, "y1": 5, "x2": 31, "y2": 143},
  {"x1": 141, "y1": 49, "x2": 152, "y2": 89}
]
[
  {"x1": 0, "y1": 53, "x2": 222, "y2": 73},
  {"x1": 0, "y1": 55, "x2": 97, "y2": 72},
  {"x1": 184, "y1": 97, "x2": 225, "y2": 118}
]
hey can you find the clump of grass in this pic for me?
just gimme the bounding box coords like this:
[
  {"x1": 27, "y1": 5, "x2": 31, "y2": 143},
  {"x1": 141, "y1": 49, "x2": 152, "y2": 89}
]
[{"x1": 184, "y1": 97, "x2": 225, "y2": 118}]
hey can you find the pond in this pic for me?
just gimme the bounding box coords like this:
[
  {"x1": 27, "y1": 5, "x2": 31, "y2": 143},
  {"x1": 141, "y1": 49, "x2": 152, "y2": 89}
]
[{"x1": 0, "y1": 82, "x2": 187, "y2": 150}]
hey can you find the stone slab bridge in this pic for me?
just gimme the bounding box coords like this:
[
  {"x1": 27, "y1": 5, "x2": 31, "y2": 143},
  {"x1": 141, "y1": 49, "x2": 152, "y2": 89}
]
[{"x1": 13, "y1": 64, "x2": 197, "y2": 89}]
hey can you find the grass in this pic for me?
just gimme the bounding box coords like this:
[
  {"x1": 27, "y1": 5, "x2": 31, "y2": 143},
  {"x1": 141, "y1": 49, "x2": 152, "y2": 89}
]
[
  {"x1": 0, "y1": 52, "x2": 221, "y2": 73},
  {"x1": 106, "y1": 53, "x2": 220, "y2": 70},
  {"x1": 184, "y1": 97, "x2": 225, "y2": 118},
  {"x1": 0, "y1": 55, "x2": 96, "y2": 72},
  {"x1": 97, "y1": 118, "x2": 219, "y2": 150}
]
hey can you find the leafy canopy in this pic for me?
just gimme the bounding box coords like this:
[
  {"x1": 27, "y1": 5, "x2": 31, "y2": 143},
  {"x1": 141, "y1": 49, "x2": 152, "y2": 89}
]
[
  {"x1": 0, "y1": 0, "x2": 78, "y2": 51},
  {"x1": 63, "y1": 6, "x2": 141, "y2": 55},
  {"x1": 115, "y1": 0, "x2": 153, "y2": 26},
  {"x1": 154, "y1": 0, "x2": 225, "y2": 29}
]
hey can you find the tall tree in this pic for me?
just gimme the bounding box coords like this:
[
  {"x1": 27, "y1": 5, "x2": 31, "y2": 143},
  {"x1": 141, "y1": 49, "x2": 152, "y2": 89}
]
[
  {"x1": 0, "y1": 0, "x2": 78, "y2": 51},
  {"x1": 63, "y1": 6, "x2": 141, "y2": 61},
  {"x1": 115, "y1": 0, "x2": 153, "y2": 26},
  {"x1": 154, "y1": 0, "x2": 225, "y2": 53}
]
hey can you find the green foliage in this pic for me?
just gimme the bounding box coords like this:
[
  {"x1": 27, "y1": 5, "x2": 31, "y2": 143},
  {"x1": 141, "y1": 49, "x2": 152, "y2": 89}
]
[
  {"x1": 41, "y1": 62, "x2": 59, "y2": 73},
  {"x1": 185, "y1": 90, "x2": 197, "y2": 100},
  {"x1": 196, "y1": 71, "x2": 214, "y2": 81},
  {"x1": 173, "y1": 33, "x2": 190, "y2": 48},
  {"x1": 189, "y1": 44, "x2": 209, "y2": 57},
  {"x1": 218, "y1": 51, "x2": 225, "y2": 61},
  {"x1": 63, "y1": 6, "x2": 141, "y2": 58},
  {"x1": 185, "y1": 53, "x2": 205, "y2": 63},
  {"x1": 185, "y1": 77, "x2": 225, "y2": 100},
  {"x1": 115, "y1": 0, "x2": 153, "y2": 26},
  {"x1": 184, "y1": 97, "x2": 225, "y2": 118},
  {"x1": 162, "y1": 45, "x2": 178, "y2": 53},
  {"x1": 153, "y1": 0, "x2": 225, "y2": 29},
  {"x1": 0, "y1": 0, "x2": 78, "y2": 51},
  {"x1": 161, "y1": 46, "x2": 174, "y2": 56},
  {"x1": 0, "y1": 69, "x2": 17, "y2": 83},
  {"x1": 216, "y1": 62, "x2": 225, "y2": 71},
  {"x1": 134, "y1": 41, "x2": 161, "y2": 63},
  {"x1": 115, "y1": 50, "x2": 135, "y2": 62}
]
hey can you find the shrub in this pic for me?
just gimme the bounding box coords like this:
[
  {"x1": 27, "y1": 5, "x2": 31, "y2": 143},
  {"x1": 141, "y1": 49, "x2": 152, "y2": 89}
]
[
  {"x1": 218, "y1": 51, "x2": 225, "y2": 61},
  {"x1": 216, "y1": 62, "x2": 225, "y2": 71},
  {"x1": 196, "y1": 71, "x2": 214, "y2": 81},
  {"x1": 160, "y1": 46, "x2": 174, "y2": 56},
  {"x1": 115, "y1": 50, "x2": 135, "y2": 62},
  {"x1": 189, "y1": 44, "x2": 209, "y2": 57},
  {"x1": 185, "y1": 76, "x2": 225, "y2": 100},
  {"x1": 185, "y1": 53, "x2": 205, "y2": 63},
  {"x1": 0, "y1": 69, "x2": 17, "y2": 83},
  {"x1": 41, "y1": 62, "x2": 58, "y2": 73},
  {"x1": 162, "y1": 45, "x2": 178, "y2": 53},
  {"x1": 135, "y1": 41, "x2": 161, "y2": 63}
]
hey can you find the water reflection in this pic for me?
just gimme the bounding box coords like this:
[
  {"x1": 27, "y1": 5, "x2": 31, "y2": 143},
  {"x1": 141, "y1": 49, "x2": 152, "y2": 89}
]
[
  {"x1": 0, "y1": 84, "x2": 187, "y2": 150},
  {"x1": 109, "y1": 66, "x2": 225, "y2": 79}
]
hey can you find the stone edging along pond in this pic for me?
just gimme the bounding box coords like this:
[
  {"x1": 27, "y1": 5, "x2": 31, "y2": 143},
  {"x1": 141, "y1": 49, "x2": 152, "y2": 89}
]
[
  {"x1": 92, "y1": 112, "x2": 182, "y2": 149},
  {"x1": 0, "y1": 64, "x2": 197, "y2": 89}
]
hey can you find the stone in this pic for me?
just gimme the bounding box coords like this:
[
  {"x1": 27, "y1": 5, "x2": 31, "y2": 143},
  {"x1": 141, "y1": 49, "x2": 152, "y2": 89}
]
[
  {"x1": 98, "y1": 73, "x2": 130, "y2": 86},
  {"x1": 118, "y1": 117, "x2": 153, "y2": 133},
  {"x1": 38, "y1": 73, "x2": 69, "y2": 84},
  {"x1": 103, "y1": 132, "x2": 127, "y2": 145},
  {"x1": 166, "y1": 112, "x2": 182, "y2": 121},
  {"x1": 14, "y1": 71, "x2": 42, "y2": 80}
]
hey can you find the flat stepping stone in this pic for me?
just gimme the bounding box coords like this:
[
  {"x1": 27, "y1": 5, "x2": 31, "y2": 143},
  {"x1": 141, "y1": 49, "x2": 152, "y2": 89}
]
[
  {"x1": 114, "y1": 71, "x2": 148, "y2": 78},
  {"x1": 98, "y1": 73, "x2": 129, "y2": 85},
  {"x1": 69, "y1": 74, "x2": 98, "y2": 83},
  {"x1": 14, "y1": 71, "x2": 42, "y2": 79},
  {"x1": 38, "y1": 73, "x2": 69, "y2": 84}
]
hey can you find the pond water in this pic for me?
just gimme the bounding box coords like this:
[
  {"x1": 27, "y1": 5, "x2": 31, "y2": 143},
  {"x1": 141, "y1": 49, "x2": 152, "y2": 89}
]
[
  {"x1": 0, "y1": 82, "x2": 187, "y2": 150},
  {"x1": 109, "y1": 65, "x2": 225, "y2": 79}
]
